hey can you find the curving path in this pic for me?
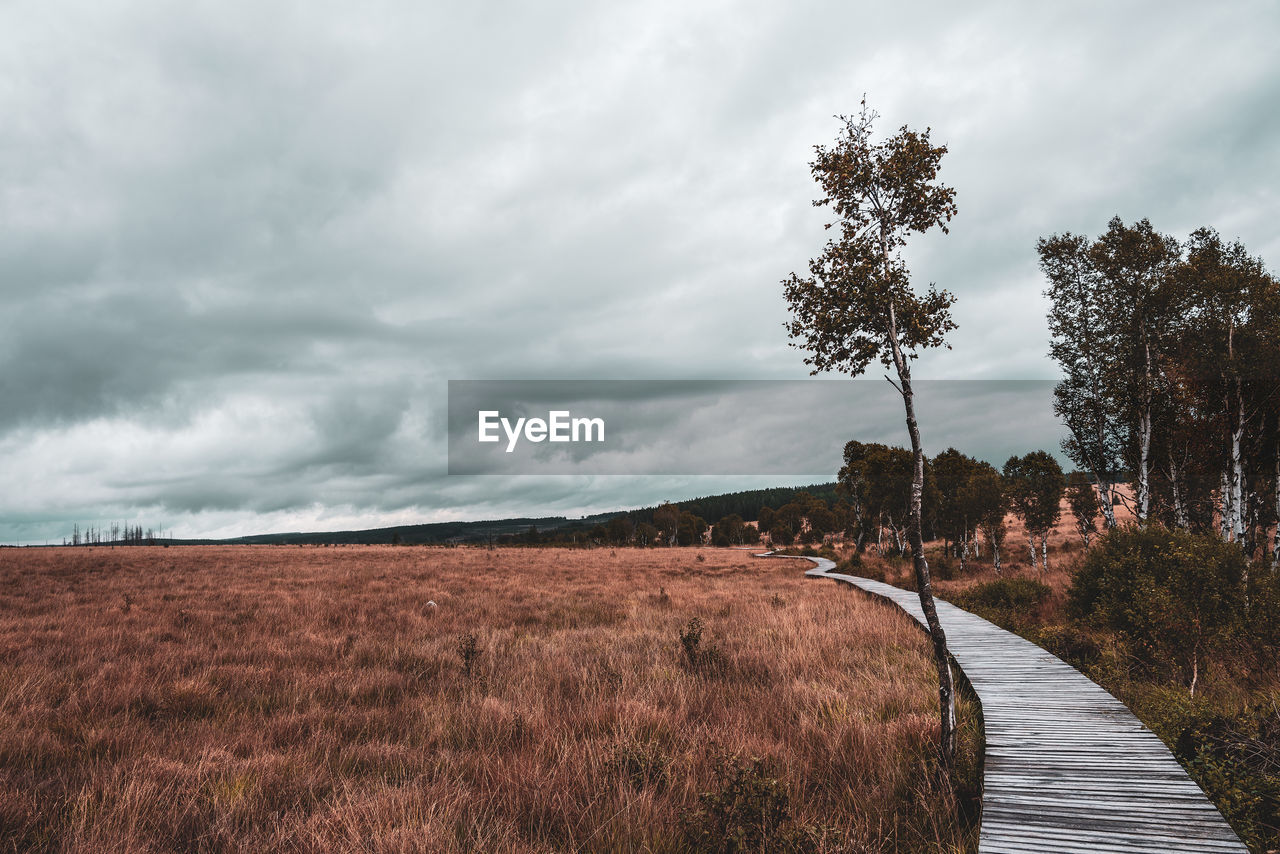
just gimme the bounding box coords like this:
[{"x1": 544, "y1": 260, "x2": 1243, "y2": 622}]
[{"x1": 772, "y1": 554, "x2": 1248, "y2": 853}]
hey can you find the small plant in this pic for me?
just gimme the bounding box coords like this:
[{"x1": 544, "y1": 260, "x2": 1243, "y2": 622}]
[
  {"x1": 120, "y1": 594, "x2": 133, "y2": 614},
  {"x1": 696, "y1": 553, "x2": 706, "y2": 563},
  {"x1": 609, "y1": 739, "x2": 670, "y2": 791},
  {"x1": 680, "y1": 754, "x2": 818, "y2": 853},
  {"x1": 770, "y1": 594, "x2": 786, "y2": 609},
  {"x1": 678, "y1": 616, "x2": 725, "y2": 673},
  {"x1": 679, "y1": 617, "x2": 704, "y2": 666},
  {"x1": 456, "y1": 632, "x2": 479, "y2": 679}
]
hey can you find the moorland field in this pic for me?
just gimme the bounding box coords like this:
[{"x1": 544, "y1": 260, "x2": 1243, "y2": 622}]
[{"x1": 0, "y1": 545, "x2": 979, "y2": 853}]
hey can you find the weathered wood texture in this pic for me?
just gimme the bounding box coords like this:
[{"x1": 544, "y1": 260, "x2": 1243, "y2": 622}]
[{"x1": 796, "y1": 555, "x2": 1248, "y2": 853}]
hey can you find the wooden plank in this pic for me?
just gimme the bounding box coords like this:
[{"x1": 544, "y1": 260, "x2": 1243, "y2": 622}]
[{"x1": 775, "y1": 554, "x2": 1249, "y2": 853}]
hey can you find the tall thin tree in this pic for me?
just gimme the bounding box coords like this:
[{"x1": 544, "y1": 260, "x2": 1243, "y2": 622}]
[{"x1": 784, "y1": 100, "x2": 960, "y2": 765}]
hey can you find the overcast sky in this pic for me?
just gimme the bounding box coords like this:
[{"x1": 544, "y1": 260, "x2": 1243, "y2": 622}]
[{"x1": 3, "y1": 2, "x2": 1278, "y2": 543}]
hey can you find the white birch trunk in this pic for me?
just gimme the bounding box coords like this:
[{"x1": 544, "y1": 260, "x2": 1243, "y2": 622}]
[
  {"x1": 1232, "y1": 407, "x2": 1246, "y2": 544},
  {"x1": 1138, "y1": 408, "x2": 1152, "y2": 524},
  {"x1": 1169, "y1": 449, "x2": 1188, "y2": 530},
  {"x1": 1273, "y1": 451, "x2": 1280, "y2": 571},
  {"x1": 883, "y1": 292, "x2": 956, "y2": 766},
  {"x1": 1220, "y1": 469, "x2": 1233, "y2": 541},
  {"x1": 1100, "y1": 482, "x2": 1117, "y2": 528}
]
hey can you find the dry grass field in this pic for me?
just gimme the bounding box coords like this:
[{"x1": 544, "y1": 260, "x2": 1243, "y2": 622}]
[{"x1": 0, "y1": 545, "x2": 978, "y2": 853}]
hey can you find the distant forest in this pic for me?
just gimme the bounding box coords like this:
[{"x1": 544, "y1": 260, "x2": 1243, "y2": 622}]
[{"x1": 51, "y1": 483, "x2": 841, "y2": 548}]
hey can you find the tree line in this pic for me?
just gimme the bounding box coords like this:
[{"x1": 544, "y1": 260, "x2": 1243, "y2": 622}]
[
  {"x1": 498, "y1": 443, "x2": 1094, "y2": 571},
  {"x1": 1043, "y1": 217, "x2": 1280, "y2": 564},
  {"x1": 835, "y1": 441, "x2": 1097, "y2": 574},
  {"x1": 64, "y1": 523, "x2": 163, "y2": 546},
  {"x1": 626, "y1": 483, "x2": 841, "y2": 528}
]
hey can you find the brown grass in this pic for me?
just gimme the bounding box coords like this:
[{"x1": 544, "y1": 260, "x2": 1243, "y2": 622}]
[{"x1": 0, "y1": 545, "x2": 977, "y2": 853}]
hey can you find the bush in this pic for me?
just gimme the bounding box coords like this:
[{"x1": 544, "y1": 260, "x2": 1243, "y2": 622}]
[
  {"x1": 1067, "y1": 526, "x2": 1246, "y2": 692},
  {"x1": 456, "y1": 632, "x2": 479, "y2": 679},
  {"x1": 931, "y1": 554, "x2": 955, "y2": 581},
  {"x1": 678, "y1": 617, "x2": 723, "y2": 673},
  {"x1": 679, "y1": 618, "x2": 704, "y2": 667},
  {"x1": 1029, "y1": 624, "x2": 1113, "y2": 678},
  {"x1": 1175, "y1": 706, "x2": 1280, "y2": 845},
  {"x1": 609, "y1": 739, "x2": 670, "y2": 791},
  {"x1": 770, "y1": 524, "x2": 794, "y2": 546},
  {"x1": 833, "y1": 554, "x2": 861, "y2": 572},
  {"x1": 680, "y1": 755, "x2": 819, "y2": 853},
  {"x1": 1245, "y1": 567, "x2": 1280, "y2": 662},
  {"x1": 951, "y1": 576, "x2": 1051, "y2": 631}
]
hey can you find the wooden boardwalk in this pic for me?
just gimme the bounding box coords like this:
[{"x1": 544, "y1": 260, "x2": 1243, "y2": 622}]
[{"x1": 791, "y1": 555, "x2": 1248, "y2": 853}]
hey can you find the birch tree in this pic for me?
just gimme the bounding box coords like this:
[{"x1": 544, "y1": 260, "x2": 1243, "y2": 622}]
[
  {"x1": 1176, "y1": 229, "x2": 1279, "y2": 553},
  {"x1": 933, "y1": 447, "x2": 976, "y2": 567},
  {"x1": 968, "y1": 465, "x2": 1008, "y2": 575},
  {"x1": 1041, "y1": 232, "x2": 1123, "y2": 529},
  {"x1": 1066, "y1": 471, "x2": 1100, "y2": 549},
  {"x1": 784, "y1": 101, "x2": 960, "y2": 765},
  {"x1": 1004, "y1": 451, "x2": 1065, "y2": 571},
  {"x1": 1090, "y1": 218, "x2": 1181, "y2": 525},
  {"x1": 1040, "y1": 221, "x2": 1179, "y2": 527}
]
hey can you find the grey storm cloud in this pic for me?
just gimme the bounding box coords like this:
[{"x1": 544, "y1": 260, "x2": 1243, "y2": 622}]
[{"x1": 2, "y1": 1, "x2": 1279, "y2": 542}]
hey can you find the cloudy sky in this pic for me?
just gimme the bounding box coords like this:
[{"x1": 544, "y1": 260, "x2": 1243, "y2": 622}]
[{"x1": 3, "y1": 2, "x2": 1278, "y2": 543}]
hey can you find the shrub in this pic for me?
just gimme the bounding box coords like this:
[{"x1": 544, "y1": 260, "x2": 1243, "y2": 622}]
[
  {"x1": 951, "y1": 576, "x2": 1051, "y2": 631},
  {"x1": 1174, "y1": 706, "x2": 1280, "y2": 845},
  {"x1": 833, "y1": 555, "x2": 861, "y2": 573},
  {"x1": 1028, "y1": 623, "x2": 1117, "y2": 680},
  {"x1": 1245, "y1": 567, "x2": 1280, "y2": 662},
  {"x1": 679, "y1": 617, "x2": 704, "y2": 666},
  {"x1": 931, "y1": 554, "x2": 955, "y2": 580},
  {"x1": 1067, "y1": 526, "x2": 1246, "y2": 693},
  {"x1": 680, "y1": 755, "x2": 818, "y2": 853},
  {"x1": 609, "y1": 739, "x2": 670, "y2": 791},
  {"x1": 456, "y1": 632, "x2": 479, "y2": 679},
  {"x1": 678, "y1": 617, "x2": 724, "y2": 673},
  {"x1": 770, "y1": 524, "x2": 794, "y2": 546}
]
